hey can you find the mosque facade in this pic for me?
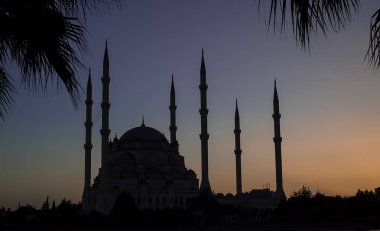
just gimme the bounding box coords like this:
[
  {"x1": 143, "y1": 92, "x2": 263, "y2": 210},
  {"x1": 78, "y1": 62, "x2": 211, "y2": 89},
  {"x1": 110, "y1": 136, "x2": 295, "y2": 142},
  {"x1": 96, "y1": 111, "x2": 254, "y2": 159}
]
[{"x1": 81, "y1": 44, "x2": 286, "y2": 215}]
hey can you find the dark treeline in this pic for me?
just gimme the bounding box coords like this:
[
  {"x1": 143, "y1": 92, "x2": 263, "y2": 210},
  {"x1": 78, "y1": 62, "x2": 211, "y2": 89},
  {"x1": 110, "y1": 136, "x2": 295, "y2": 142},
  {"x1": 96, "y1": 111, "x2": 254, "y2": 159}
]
[
  {"x1": 1, "y1": 187, "x2": 380, "y2": 229},
  {"x1": 276, "y1": 186, "x2": 380, "y2": 225}
]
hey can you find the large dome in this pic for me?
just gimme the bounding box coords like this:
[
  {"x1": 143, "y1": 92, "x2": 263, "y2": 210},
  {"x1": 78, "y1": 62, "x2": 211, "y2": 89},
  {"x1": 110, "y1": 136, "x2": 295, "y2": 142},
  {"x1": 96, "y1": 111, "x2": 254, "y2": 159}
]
[
  {"x1": 117, "y1": 124, "x2": 170, "y2": 151},
  {"x1": 120, "y1": 125, "x2": 168, "y2": 143}
]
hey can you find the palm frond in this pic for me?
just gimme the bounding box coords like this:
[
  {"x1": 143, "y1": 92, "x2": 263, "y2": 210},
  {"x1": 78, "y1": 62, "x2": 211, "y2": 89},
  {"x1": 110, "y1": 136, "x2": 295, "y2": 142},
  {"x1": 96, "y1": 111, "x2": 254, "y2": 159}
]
[
  {"x1": 0, "y1": 67, "x2": 15, "y2": 120},
  {"x1": 259, "y1": 0, "x2": 360, "y2": 49},
  {"x1": 365, "y1": 9, "x2": 380, "y2": 69},
  {"x1": 0, "y1": 0, "x2": 121, "y2": 119},
  {"x1": 50, "y1": 0, "x2": 121, "y2": 19},
  {"x1": 3, "y1": 1, "x2": 86, "y2": 108}
]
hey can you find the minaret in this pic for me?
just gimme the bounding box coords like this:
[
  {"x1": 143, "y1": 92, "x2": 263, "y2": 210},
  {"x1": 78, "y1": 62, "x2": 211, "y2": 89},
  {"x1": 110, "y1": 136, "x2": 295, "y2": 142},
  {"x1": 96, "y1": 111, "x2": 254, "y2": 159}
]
[
  {"x1": 100, "y1": 42, "x2": 111, "y2": 171},
  {"x1": 199, "y1": 49, "x2": 211, "y2": 193},
  {"x1": 82, "y1": 69, "x2": 93, "y2": 209},
  {"x1": 273, "y1": 80, "x2": 286, "y2": 199},
  {"x1": 234, "y1": 99, "x2": 242, "y2": 195},
  {"x1": 169, "y1": 74, "x2": 179, "y2": 153}
]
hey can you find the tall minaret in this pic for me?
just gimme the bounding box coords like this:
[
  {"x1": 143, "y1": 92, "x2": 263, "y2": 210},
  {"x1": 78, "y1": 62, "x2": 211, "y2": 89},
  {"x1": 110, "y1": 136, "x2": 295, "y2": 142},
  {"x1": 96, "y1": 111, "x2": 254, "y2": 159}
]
[
  {"x1": 169, "y1": 74, "x2": 179, "y2": 153},
  {"x1": 100, "y1": 42, "x2": 111, "y2": 171},
  {"x1": 234, "y1": 99, "x2": 242, "y2": 195},
  {"x1": 199, "y1": 49, "x2": 211, "y2": 193},
  {"x1": 273, "y1": 80, "x2": 286, "y2": 199},
  {"x1": 82, "y1": 69, "x2": 93, "y2": 209}
]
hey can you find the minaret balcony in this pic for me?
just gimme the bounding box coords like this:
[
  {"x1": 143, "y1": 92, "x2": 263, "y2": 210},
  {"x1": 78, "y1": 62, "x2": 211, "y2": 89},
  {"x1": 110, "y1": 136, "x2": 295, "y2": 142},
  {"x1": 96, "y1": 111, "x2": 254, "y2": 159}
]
[
  {"x1": 169, "y1": 126, "x2": 177, "y2": 131},
  {"x1": 199, "y1": 133, "x2": 209, "y2": 140},
  {"x1": 272, "y1": 113, "x2": 281, "y2": 119},
  {"x1": 100, "y1": 129, "x2": 111, "y2": 136},
  {"x1": 199, "y1": 109, "x2": 209, "y2": 114},
  {"x1": 273, "y1": 137, "x2": 282, "y2": 142},
  {"x1": 101, "y1": 102, "x2": 111, "y2": 109},
  {"x1": 234, "y1": 150, "x2": 242, "y2": 155},
  {"x1": 199, "y1": 85, "x2": 208, "y2": 90},
  {"x1": 234, "y1": 129, "x2": 241, "y2": 134},
  {"x1": 84, "y1": 144, "x2": 93, "y2": 149}
]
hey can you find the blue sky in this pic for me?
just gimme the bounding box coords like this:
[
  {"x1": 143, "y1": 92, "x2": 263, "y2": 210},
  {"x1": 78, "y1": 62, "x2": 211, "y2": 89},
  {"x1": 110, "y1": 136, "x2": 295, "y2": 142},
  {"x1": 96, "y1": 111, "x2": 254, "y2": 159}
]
[{"x1": 1, "y1": 0, "x2": 380, "y2": 209}]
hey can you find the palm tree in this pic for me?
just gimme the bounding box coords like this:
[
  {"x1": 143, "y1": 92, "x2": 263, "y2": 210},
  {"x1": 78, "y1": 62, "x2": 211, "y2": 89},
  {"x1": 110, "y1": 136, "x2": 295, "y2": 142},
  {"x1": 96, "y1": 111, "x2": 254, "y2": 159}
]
[
  {"x1": 258, "y1": 0, "x2": 380, "y2": 69},
  {"x1": 0, "y1": 0, "x2": 119, "y2": 121}
]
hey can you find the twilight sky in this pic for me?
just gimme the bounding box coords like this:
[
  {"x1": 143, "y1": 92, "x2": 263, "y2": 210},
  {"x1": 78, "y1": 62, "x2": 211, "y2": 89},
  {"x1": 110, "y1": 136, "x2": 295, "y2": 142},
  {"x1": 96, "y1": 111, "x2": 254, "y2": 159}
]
[{"x1": 1, "y1": 0, "x2": 380, "y2": 209}]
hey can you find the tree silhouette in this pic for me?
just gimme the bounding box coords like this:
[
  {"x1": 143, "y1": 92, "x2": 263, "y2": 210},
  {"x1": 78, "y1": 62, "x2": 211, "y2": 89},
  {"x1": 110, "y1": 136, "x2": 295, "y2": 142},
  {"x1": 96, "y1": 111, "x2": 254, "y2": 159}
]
[
  {"x1": 290, "y1": 185, "x2": 312, "y2": 199},
  {"x1": 0, "y1": 0, "x2": 120, "y2": 121},
  {"x1": 41, "y1": 196, "x2": 50, "y2": 210},
  {"x1": 258, "y1": 0, "x2": 380, "y2": 69}
]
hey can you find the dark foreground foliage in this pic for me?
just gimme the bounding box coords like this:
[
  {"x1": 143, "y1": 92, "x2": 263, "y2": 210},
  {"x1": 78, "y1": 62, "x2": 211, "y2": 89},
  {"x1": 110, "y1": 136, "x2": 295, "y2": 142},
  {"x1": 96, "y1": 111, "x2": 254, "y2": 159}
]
[
  {"x1": 275, "y1": 187, "x2": 380, "y2": 226},
  {"x1": 1, "y1": 188, "x2": 380, "y2": 229}
]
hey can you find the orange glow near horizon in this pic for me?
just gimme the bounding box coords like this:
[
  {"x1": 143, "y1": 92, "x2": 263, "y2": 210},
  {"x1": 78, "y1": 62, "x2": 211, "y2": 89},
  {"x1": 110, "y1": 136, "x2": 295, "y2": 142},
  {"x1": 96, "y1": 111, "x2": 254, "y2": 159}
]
[{"x1": 2, "y1": 0, "x2": 380, "y2": 210}]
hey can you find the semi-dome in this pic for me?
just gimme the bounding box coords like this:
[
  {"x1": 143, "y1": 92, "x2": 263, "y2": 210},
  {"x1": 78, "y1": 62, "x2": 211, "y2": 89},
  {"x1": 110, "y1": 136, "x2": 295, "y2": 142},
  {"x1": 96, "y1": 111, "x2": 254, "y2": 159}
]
[{"x1": 117, "y1": 124, "x2": 170, "y2": 151}]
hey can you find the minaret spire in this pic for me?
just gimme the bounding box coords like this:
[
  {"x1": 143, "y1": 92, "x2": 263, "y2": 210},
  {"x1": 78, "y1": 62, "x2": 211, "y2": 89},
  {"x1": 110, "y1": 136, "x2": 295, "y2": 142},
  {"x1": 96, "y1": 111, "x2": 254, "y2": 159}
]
[
  {"x1": 200, "y1": 49, "x2": 206, "y2": 85},
  {"x1": 272, "y1": 79, "x2": 286, "y2": 199},
  {"x1": 82, "y1": 68, "x2": 93, "y2": 210},
  {"x1": 234, "y1": 99, "x2": 242, "y2": 195},
  {"x1": 169, "y1": 74, "x2": 179, "y2": 153},
  {"x1": 199, "y1": 49, "x2": 211, "y2": 193},
  {"x1": 100, "y1": 42, "x2": 111, "y2": 172}
]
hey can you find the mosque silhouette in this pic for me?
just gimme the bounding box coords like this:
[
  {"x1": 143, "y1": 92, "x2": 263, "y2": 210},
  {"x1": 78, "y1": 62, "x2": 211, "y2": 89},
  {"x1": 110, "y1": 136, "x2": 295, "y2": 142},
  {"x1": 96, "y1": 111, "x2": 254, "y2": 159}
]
[{"x1": 81, "y1": 44, "x2": 286, "y2": 215}]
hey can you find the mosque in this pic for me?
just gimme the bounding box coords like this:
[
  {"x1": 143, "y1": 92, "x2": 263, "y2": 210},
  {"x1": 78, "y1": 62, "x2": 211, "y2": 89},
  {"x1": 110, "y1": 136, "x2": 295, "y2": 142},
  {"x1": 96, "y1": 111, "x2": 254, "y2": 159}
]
[{"x1": 81, "y1": 44, "x2": 286, "y2": 215}]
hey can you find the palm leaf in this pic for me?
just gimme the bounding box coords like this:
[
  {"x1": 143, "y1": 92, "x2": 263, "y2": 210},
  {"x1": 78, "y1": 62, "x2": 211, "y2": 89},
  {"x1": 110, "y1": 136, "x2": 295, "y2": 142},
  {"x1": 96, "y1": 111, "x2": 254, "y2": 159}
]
[
  {"x1": 4, "y1": 1, "x2": 86, "y2": 108},
  {"x1": 260, "y1": 0, "x2": 360, "y2": 49},
  {"x1": 51, "y1": 0, "x2": 121, "y2": 19},
  {"x1": 365, "y1": 9, "x2": 380, "y2": 69},
  {"x1": 0, "y1": 67, "x2": 15, "y2": 120},
  {"x1": 0, "y1": 0, "x2": 120, "y2": 120}
]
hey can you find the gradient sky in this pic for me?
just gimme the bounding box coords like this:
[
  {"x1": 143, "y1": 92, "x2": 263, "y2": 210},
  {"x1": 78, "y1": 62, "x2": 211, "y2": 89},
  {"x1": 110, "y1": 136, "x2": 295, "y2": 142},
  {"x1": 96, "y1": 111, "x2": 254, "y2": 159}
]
[{"x1": 1, "y1": 0, "x2": 380, "y2": 209}]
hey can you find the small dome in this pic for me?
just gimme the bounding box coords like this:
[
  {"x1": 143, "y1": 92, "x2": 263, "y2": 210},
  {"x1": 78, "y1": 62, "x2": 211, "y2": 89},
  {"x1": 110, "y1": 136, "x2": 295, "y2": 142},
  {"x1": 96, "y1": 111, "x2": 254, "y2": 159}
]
[{"x1": 184, "y1": 169, "x2": 196, "y2": 179}]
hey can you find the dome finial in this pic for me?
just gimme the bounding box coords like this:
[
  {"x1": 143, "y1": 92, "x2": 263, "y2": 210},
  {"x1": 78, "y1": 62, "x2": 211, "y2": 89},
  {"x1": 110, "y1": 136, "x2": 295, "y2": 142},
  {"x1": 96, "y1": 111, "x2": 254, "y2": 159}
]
[{"x1": 141, "y1": 115, "x2": 145, "y2": 127}]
